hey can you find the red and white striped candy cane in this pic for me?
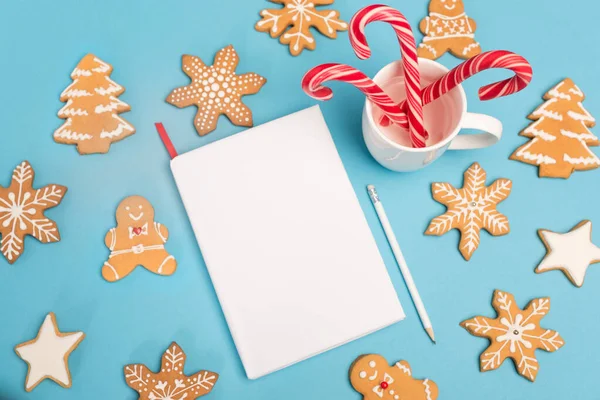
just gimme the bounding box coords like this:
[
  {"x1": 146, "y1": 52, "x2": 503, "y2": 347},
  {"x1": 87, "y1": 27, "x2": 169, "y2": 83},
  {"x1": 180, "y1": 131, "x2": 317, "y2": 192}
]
[
  {"x1": 350, "y1": 4, "x2": 428, "y2": 143},
  {"x1": 380, "y1": 50, "x2": 533, "y2": 125},
  {"x1": 302, "y1": 63, "x2": 426, "y2": 148}
]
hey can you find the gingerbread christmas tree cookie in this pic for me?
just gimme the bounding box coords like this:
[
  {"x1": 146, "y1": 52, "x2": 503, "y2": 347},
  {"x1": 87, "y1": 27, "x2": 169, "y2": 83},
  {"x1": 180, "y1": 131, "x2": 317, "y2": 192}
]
[
  {"x1": 425, "y1": 162, "x2": 512, "y2": 261},
  {"x1": 536, "y1": 220, "x2": 600, "y2": 287},
  {"x1": 125, "y1": 342, "x2": 218, "y2": 399},
  {"x1": 166, "y1": 45, "x2": 266, "y2": 136},
  {"x1": 417, "y1": 0, "x2": 481, "y2": 60},
  {"x1": 461, "y1": 290, "x2": 564, "y2": 381},
  {"x1": 510, "y1": 78, "x2": 600, "y2": 178},
  {"x1": 255, "y1": 0, "x2": 348, "y2": 56},
  {"x1": 54, "y1": 54, "x2": 135, "y2": 154},
  {"x1": 350, "y1": 354, "x2": 438, "y2": 400},
  {"x1": 102, "y1": 196, "x2": 176, "y2": 282},
  {"x1": 0, "y1": 161, "x2": 67, "y2": 264}
]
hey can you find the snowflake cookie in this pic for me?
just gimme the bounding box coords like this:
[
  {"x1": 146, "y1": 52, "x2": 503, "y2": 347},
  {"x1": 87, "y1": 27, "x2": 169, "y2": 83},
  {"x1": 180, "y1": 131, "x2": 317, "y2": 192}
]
[
  {"x1": 350, "y1": 354, "x2": 438, "y2": 400},
  {"x1": 461, "y1": 290, "x2": 564, "y2": 382},
  {"x1": 125, "y1": 342, "x2": 218, "y2": 400},
  {"x1": 54, "y1": 54, "x2": 135, "y2": 154},
  {"x1": 417, "y1": 0, "x2": 481, "y2": 60},
  {"x1": 0, "y1": 161, "x2": 67, "y2": 264},
  {"x1": 425, "y1": 162, "x2": 512, "y2": 261},
  {"x1": 536, "y1": 220, "x2": 600, "y2": 287},
  {"x1": 255, "y1": 0, "x2": 348, "y2": 56},
  {"x1": 15, "y1": 312, "x2": 85, "y2": 392},
  {"x1": 166, "y1": 45, "x2": 266, "y2": 136},
  {"x1": 510, "y1": 78, "x2": 600, "y2": 178},
  {"x1": 102, "y1": 196, "x2": 176, "y2": 282}
]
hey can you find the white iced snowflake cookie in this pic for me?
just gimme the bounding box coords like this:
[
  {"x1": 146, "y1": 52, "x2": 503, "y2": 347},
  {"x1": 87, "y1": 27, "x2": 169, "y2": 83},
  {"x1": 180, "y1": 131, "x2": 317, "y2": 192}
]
[
  {"x1": 14, "y1": 312, "x2": 85, "y2": 392},
  {"x1": 536, "y1": 220, "x2": 600, "y2": 287},
  {"x1": 425, "y1": 162, "x2": 512, "y2": 261}
]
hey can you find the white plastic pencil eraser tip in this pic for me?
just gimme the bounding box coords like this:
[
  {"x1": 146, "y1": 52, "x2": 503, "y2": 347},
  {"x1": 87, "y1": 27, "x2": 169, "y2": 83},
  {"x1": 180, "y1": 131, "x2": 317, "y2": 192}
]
[{"x1": 367, "y1": 185, "x2": 379, "y2": 204}]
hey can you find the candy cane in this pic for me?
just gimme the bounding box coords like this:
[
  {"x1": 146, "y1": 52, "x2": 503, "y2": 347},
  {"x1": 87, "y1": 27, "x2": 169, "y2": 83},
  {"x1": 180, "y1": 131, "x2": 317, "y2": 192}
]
[
  {"x1": 379, "y1": 50, "x2": 533, "y2": 126},
  {"x1": 350, "y1": 4, "x2": 428, "y2": 143},
  {"x1": 302, "y1": 63, "x2": 426, "y2": 148}
]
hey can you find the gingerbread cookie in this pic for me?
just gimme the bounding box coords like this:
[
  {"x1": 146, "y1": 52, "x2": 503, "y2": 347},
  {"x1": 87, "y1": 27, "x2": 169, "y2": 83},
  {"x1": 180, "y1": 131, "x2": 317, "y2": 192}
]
[
  {"x1": 102, "y1": 196, "x2": 176, "y2": 282},
  {"x1": 350, "y1": 354, "x2": 438, "y2": 400},
  {"x1": 15, "y1": 312, "x2": 85, "y2": 392},
  {"x1": 536, "y1": 220, "x2": 600, "y2": 287},
  {"x1": 125, "y1": 342, "x2": 218, "y2": 399},
  {"x1": 425, "y1": 162, "x2": 511, "y2": 261},
  {"x1": 0, "y1": 161, "x2": 67, "y2": 264},
  {"x1": 417, "y1": 0, "x2": 481, "y2": 60},
  {"x1": 461, "y1": 290, "x2": 564, "y2": 381},
  {"x1": 510, "y1": 78, "x2": 600, "y2": 178},
  {"x1": 255, "y1": 0, "x2": 348, "y2": 56},
  {"x1": 166, "y1": 45, "x2": 266, "y2": 136},
  {"x1": 54, "y1": 54, "x2": 135, "y2": 154}
]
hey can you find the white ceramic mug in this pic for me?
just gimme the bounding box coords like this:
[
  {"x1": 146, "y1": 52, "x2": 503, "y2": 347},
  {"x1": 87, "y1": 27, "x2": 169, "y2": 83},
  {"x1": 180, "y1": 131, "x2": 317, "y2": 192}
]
[{"x1": 362, "y1": 58, "x2": 502, "y2": 172}]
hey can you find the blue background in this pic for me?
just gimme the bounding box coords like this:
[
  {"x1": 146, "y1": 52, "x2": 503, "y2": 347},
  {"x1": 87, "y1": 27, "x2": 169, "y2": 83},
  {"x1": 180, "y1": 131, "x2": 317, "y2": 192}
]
[{"x1": 0, "y1": 0, "x2": 598, "y2": 398}]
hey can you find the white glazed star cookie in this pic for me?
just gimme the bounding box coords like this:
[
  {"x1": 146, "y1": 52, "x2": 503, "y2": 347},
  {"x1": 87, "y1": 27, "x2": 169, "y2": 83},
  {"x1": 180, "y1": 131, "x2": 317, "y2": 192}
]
[
  {"x1": 536, "y1": 220, "x2": 600, "y2": 287},
  {"x1": 15, "y1": 313, "x2": 85, "y2": 392}
]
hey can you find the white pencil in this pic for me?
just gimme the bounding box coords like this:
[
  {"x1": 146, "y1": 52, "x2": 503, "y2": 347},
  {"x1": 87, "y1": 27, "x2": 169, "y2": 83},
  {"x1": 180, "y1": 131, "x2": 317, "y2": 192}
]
[{"x1": 367, "y1": 185, "x2": 435, "y2": 343}]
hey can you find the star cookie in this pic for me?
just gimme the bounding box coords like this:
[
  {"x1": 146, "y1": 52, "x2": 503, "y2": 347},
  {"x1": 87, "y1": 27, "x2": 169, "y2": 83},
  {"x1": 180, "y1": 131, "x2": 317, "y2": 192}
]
[
  {"x1": 0, "y1": 161, "x2": 67, "y2": 264},
  {"x1": 125, "y1": 342, "x2": 218, "y2": 399},
  {"x1": 255, "y1": 0, "x2": 348, "y2": 56},
  {"x1": 350, "y1": 354, "x2": 438, "y2": 400},
  {"x1": 425, "y1": 162, "x2": 512, "y2": 260},
  {"x1": 15, "y1": 312, "x2": 85, "y2": 392},
  {"x1": 166, "y1": 45, "x2": 266, "y2": 136},
  {"x1": 461, "y1": 290, "x2": 564, "y2": 382},
  {"x1": 536, "y1": 220, "x2": 600, "y2": 287}
]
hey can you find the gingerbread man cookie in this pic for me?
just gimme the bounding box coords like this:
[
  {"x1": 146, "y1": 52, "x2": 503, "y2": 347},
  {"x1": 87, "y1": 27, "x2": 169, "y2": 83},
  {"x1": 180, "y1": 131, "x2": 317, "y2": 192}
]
[
  {"x1": 417, "y1": 0, "x2": 481, "y2": 60},
  {"x1": 350, "y1": 354, "x2": 438, "y2": 400},
  {"x1": 102, "y1": 196, "x2": 176, "y2": 282}
]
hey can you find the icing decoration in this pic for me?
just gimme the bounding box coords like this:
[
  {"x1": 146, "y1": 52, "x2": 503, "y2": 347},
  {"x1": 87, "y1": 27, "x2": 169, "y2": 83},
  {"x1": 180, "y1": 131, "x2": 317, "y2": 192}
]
[
  {"x1": 417, "y1": 0, "x2": 481, "y2": 60},
  {"x1": 510, "y1": 78, "x2": 600, "y2": 178},
  {"x1": 14, "y1": 312, "x2": 85, "y2": 392},
  {"x1": 124, "y1": 342, "x2": 218, "y2": 399},
  {"x1": 54, "y1": 54, "x2": 135, "y2": 154},
  {"x1": 425, "y1": 162, "x2": 512, "y2": 261},
  {"x1": 536, "y1": 220, "x2": 600, "y2": 287},
  {"x1": 102, "y1": 196, "x2": 177, "y2": 282},
  {"x1": 461, "y1": 290, "x2": 564, "y2": 382},
  {"x1": 166, "y1": 45, "x2": 266, "y2": 136},
  {"x1": 0, "y1": 161, "x2": 67, "y2": 264},
  {"x1": 350, "y1": 354, "x2": 438, "y2": 400},
  {"x1": 255, "y1": 0, "x2": 348, "y2": 56}
]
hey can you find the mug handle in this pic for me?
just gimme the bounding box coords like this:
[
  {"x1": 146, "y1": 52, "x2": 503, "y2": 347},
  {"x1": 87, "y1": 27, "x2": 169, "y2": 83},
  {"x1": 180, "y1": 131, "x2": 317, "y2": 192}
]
[{"x1": 448, "y1": 112, "x2": 503, "y2": 150}]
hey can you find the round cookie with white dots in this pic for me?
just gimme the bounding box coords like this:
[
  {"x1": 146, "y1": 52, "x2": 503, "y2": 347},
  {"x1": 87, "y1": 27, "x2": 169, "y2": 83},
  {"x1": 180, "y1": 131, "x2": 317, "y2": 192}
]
[
  {"x1": 350, "y1": 354, "x2": 438, "y2": 400},
  {"x1": 166, "y1": 45, "x2": 266, "y2": 136}
]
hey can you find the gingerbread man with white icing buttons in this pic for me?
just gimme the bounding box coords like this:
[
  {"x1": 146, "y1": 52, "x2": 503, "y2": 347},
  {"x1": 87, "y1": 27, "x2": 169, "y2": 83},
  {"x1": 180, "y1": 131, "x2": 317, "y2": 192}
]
[
  {"x1": 102, "y1": 196, "x2": 177, "y2": 282},
  {"x1": 417, "y1": 0, "x2": 481, "y2": 60},
  {"x1": 350, "y1": 354, "x2": 438, "y2": 400}
]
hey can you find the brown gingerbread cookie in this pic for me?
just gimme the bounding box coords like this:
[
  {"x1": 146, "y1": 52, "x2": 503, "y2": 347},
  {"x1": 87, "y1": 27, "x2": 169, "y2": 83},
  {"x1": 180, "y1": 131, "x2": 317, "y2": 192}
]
[
  {"x1": 54, "y1": 54, "x2": 135, "y2": 154},
  {"x1": 510, "y1": 78, "x2": 600, "y2": 178},
  {"x1": 102, "y1": 196, "x2": 176, "y2": 282},
  {"x1": 255, "y1": 0, "x2": 348, "y2": 56},
  {"x1": 417, "y1": 0, "x2": 481, "y2": 60},
  {"x1": 166, "y1": 45, "x2": 266, "y2": 136},
  {"x1": 125, "y1": 342, "x2": 218, "y2": 399},
  {"x1": 461, "y1": 290, "x2": 565, "y2": 381},
  {"x1": 350, "y1": 354, "x2": 438, "y2": 400}
]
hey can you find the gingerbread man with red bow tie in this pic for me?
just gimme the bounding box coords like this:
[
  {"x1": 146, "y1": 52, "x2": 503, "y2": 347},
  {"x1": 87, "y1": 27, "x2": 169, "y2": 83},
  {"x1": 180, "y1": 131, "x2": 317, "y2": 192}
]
[{"x1": 102, "y1": 195, "x2": 177, "y2": 282}]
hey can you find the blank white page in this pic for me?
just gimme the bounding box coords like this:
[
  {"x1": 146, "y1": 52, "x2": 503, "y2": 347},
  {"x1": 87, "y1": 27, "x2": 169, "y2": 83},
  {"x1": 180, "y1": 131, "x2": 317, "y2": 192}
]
[{"x1": 171, "y1": 106, "x2": 404, "y2": 379}]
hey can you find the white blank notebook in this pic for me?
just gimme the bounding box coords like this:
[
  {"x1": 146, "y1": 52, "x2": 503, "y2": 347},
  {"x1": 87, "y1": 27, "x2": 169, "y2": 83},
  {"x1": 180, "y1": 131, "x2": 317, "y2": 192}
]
[{"x1": 171, "y1": 106, "x2": 404, "y2": 379}]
